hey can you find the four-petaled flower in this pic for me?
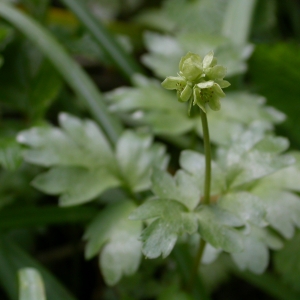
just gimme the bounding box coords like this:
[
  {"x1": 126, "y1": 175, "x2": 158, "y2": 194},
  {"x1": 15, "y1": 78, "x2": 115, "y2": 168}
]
[{"x1": 161, "y1": 51, "x2": 230, "y2": 114}]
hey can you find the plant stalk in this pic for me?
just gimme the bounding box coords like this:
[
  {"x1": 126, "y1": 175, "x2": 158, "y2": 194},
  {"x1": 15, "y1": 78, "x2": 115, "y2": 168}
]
[
  {"x1": 200, "y1": 109, "x2": 211, "y2": 205},
  {"x1": 189, "y1": 109, "x2": 212, "y2": 288}
]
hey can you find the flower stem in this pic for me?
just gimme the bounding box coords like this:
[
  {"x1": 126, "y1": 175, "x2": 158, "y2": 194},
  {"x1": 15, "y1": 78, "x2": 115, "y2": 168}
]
[
  {"x1": 200, "y1": 109, "x2": 211, "y2": 205},
  {"x1": 189, "y1": 109, "x2": 212, "y2": 288},
  {"x1": 189, "y1": 237, "x2": 206, "y2": 290}
]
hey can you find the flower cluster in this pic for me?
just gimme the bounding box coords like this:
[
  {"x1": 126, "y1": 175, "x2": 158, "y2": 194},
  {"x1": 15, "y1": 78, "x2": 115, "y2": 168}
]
[{"x1": 161, "y1": 51, "x2": 230, "y2": 114}]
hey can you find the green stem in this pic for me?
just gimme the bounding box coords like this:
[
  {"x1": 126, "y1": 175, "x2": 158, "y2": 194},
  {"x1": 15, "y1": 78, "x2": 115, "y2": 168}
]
[
  {"x1": 189, "y1": 238, "x2": 206, "y2": 290},
  {"x1": 189, "y1": 109, "x2": 212, "y2": 288},
  {"x1": 200, "y1": 109, "x2": 211, "y2": 205}
]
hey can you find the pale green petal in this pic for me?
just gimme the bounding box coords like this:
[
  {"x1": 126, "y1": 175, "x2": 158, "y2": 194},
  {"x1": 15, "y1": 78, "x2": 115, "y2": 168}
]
[
  {"x1": 179, "y1": 84, "x2": 192, "y2": 102},
  {"x1": 211, "y1": 57, "x2": 217, "y2": 67},
  {"x1": 207, "y1": 65, "x2": 227, "y2": 80},
  {"x1": 203, "y1": 51, "x2": 214, "y2": 69},
  {"x1": 208, "y1": 94, "x2": 221, "y2": 111},
  {"x1": 197, "y1": 80, "x2": 214, "y2": 89},
  {"x1": 213, "y1": 83, "x2": 226, "y2": 97},
  {"x1": 161, "y1": 76, "x2": 186, "y2": 90},
  {"x1": 181, "y1": 59, "x2": 202, "y2": 81},
  {"x1": 215, "y1": 79, "x2": 231, "y2": 88},
  {"x1": 193, "y1": 87, "x2": 206, "y2": 113},
  {"x1": 179, "y1": 52, "x2": 202, "y2": 71}
]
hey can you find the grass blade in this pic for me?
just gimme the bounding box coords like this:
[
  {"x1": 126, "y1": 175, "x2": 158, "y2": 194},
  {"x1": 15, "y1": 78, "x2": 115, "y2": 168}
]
[
  {"x1": 0, "y1": 2, "x2": 122, "y2": 145},
  {"x1": 60, "y1": 0, "x2": 145, "y2": 82}
]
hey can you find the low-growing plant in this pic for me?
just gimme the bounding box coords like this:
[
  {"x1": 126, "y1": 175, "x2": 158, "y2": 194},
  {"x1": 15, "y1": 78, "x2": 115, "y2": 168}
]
[{"x1": 0, "y1": 1, "x2": 300, "y2": 300}]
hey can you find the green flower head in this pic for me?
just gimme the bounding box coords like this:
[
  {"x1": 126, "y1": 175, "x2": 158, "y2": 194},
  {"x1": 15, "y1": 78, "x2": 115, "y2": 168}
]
[{"x1": 161, "y1": 51, "x2": 230, "y2": 114}]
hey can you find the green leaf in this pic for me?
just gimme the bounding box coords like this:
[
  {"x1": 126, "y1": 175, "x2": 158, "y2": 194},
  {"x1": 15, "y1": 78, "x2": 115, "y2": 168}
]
[
  {"x1": 19, "y1": 268, "x2": 46, "y2": 300},
  {"x1": 196, "y1": 205, "x2": 244, "y2": 253},
  {"x1": 18, "y1": 113, "x2": 115, "y2": 168},
  {"x1": 158, "y1": 285, "x2": 193, "y2": 300},
  {"x1": 217, "y1": 130, "x2": 294, "y2": 188},
  {"x1": 18, "y1": 114, "x2": 166, "y2": 205},
  {"x1": 255, "y1": 151, "x2": 300, "y2": 192},
  {"x1": 0, "y1": 137, "x2": 22, "y2": 170},
  {"x1": 32, "y1": 167, "x2": 119, "y2": 206},
  {"x1": 180, "y1": 150, "x2": 226, "y2": 195},
  {"x1": 231, "y1": 226, "x2": 282, "y2": 274},
  {"x1": 151, "y1": 168, "x2": 201, "y2": 211},
  {"x1": 252, "y1": 188, "x2": 300, "y2": 239},
  {"x1": 17, "y1": 113, "x2": 121, "y2": 206},
  {"x1": 116, "y1": 131, "x2": 168, "y2": 192},
  {"x1": 217, "y1": 192, "x2": 267, "y2": 227},
  {"x1": 130, "y1": 199, "x2": 197, "y2": 258},
  {"x1": 274, "y1": 231, "x2": 300, "y2": 291},
  {"x1": 84, "y1": 201, "x2": 142, "y2": 286}
]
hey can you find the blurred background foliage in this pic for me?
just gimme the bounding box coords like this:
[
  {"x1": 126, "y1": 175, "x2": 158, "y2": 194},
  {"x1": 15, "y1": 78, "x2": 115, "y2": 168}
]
[{"x1": 0, "y1": 0, "x2": 300, "y2": 299}]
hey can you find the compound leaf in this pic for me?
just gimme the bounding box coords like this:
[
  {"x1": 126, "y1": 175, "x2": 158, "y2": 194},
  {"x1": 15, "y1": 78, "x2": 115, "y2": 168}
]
[
  {"x1": 151, "y1": 168, "x2": 201, "y2": 211},
  {"x1": 32, "y1": 166, "x2": 119, "y2": 206},
  {"x1": 217, "y1": 192, "x2": 267, "y2": 227},
  {"x1": 130, "y1": 199, "x2": 197, "y2": 258},
  {"x1": 196, "y1": 205, "x2": 244, "y2": 253},
  {"x1": 231, "y1": 226, "x2": 282, "y2": 274},
  {"x1": 84, "y1": 201, "x2": 142, "y2": 286},
  {"x1": 116, "y1": 131, "x2": 168, "y2": 192}
]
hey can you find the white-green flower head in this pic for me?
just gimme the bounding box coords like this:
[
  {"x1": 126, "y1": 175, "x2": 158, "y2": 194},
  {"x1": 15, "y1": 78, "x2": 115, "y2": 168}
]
[{"x1": 161, "y1": 51, "x2": 230, "y2": 114}]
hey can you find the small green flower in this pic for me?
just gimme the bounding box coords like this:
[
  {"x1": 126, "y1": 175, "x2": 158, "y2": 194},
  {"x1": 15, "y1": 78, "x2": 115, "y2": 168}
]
[{"x1": 161, "y1": 51, "x2": 230, "y2": 114}]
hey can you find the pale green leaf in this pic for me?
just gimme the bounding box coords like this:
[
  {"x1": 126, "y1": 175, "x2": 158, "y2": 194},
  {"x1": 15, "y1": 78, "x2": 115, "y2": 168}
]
[
  {"x1": 32, "y1": 167, "x2": 120, "y2": 206},
  {"x1": 231, "y1": 226, "x2": 282, "y2": 274},
  {"x1": 84, "y1": 201, "x2": 142, "y2": 286},
  {"x1": 251, "y1": 188, "x2": 300, "y2": 239},
  {"x1": 255, "y1": 151, "x2": 300, "y2": 192},
  {"x1": 180, "y1": 150, "x2": 226, "y2": 195},
  {"x1": 130, "y1": 199, "x2": 197, "y2": 258},
  {"x1": 17, "y1": 113, "x2": 115, "y2": 169},
  {"x1": 196, "y1": 206, "x2": 244, "y2": 253},
  {"x1": 151, "y1": 168, "x2": 201, "y2": 211},
  {"x1": 217, "y1": 192, "x2": 267, "y2": 227},
  {"x1": 18, "y1": 268, "x2": 46, "y2": 300},
  {"x1": 116, "y1": 131, "x2": 168, "y2": 192}
]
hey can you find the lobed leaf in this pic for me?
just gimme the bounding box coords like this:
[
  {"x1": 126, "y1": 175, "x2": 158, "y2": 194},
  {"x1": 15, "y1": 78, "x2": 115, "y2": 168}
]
[
  {"x1": 130, "y1": 199, "x2": 197, "y2": 258},
  {"x1": 180, "y1": 150, "x2": 226, "y2": 195},
  {"x1": 231, "y1": 226, "x2": 283, "y2": 274},
  {"x1": 32, "y1": 167, "x2": 119, "y2": 206},
  {"x1": 18, "y1": 114, "x2": 167, "y2": 205},
  {"x1": 217, "y1": 192, "x2": 267, "y2": 227},
  {"x1": 196, "y1": 205, "x2": 244, "y2": 253},
  {"x1": 116, "y1": 131, "x2": 168, "y2": 192},
  {"x1": 251, "y1": 188, "x2": 300, "y2": 239},
  {"x1": 151, "y1": 168, "x2": 201, "y2": 211},
  {"x1": 84, "y1": 201, "x2": 142, "y2": 286}
]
